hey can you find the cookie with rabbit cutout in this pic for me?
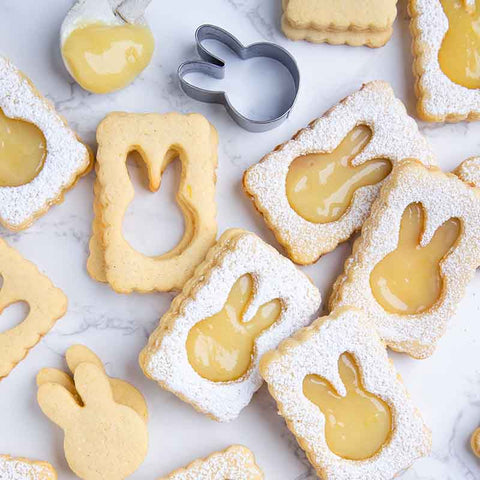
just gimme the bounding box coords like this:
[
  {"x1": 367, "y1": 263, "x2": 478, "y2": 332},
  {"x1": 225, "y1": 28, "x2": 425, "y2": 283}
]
[
  {"x1": 260, "y1": 307, "x2": 431, "y2": 480},
  {"x1": 140, "y1": 228, "x2": 321, "y2": 422},
  {"x1": 243, "y1": 81, "x2": 435, "y2": 265},
  {"x1": 330, "y1": 160, "x2": 480, "y2": 358},
  {"x1": 409, "y1": 0, "x2": 480, "y2": 121}
]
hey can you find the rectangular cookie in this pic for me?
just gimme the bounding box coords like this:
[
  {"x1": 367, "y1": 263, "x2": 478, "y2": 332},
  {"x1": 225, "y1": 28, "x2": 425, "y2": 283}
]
[
  {"x1": 409, "y1": 0, "x2": 480, "y2": 121},
  {"x1": 330, "y1": 160, "x2": 480, "y2": 358},
  {"x1": 139, "y1": 228, "x2": 321, "y2": 421},
  {"x1": 260, "y1": 307, "x2": 431, "y2": 480}
]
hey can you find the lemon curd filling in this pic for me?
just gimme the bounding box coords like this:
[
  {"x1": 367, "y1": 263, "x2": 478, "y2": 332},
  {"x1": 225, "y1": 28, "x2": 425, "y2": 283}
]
[
  {"x1": 0, "y1": 108, "x2": 47, "y2": 187},
  {"x1": 62, "y1": 22, "x2": 155, "y2": 94},
  {"x1": 186, "y1": 274, "x2": 281, "y2": 382},
  {"x1": 286, "y1": 125, "x2": 391, "y2": 224},
  {"x1": 439, "y1": 0, "x2": 480, "y2": 89},
  {"x1": 303, "y1": 353, "x2": 392, "y2": 460},
  {"x1": 370, "y1": 203, "x2": 461, "y2": 315}
]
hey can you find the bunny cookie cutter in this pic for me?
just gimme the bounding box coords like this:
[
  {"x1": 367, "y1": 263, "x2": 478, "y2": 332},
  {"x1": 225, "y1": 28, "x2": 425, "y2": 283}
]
[{"x1": 178, "y1": 24, "x2": 300, "y2": 132}]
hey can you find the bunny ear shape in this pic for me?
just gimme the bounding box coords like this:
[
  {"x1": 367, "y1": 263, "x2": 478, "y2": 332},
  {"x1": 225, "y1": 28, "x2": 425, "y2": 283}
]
[
  {"x1": 37, "y1": 368, "x2": 77, "y2": 399},
  {"x1": 228, "y1": 274, "x2": 253, "y2": 319},
  {"x1": 426, "y1": 217, "x2": 461, "y2": 261},
  {"x1": 37, "y1": 382, "x2": 81, "y2": 429},
  {"x1": 343, "y1": 125, "x2": 373, "y2": 165},
  {"x1": 303, "y1": 372, "x2": 341, "y2": 411},
  {"x1": 398, "y1": 203, "x2": 424, "y2": 246},
  {"x1": 74, "y1": 363, "x2": 113, "y2": 408},
  {"x1": 66, "y1": 344, "x2": 105, "y2": 375},
  {"x1": 245, "y1": 298, "x2": 282, "y2": 337}
]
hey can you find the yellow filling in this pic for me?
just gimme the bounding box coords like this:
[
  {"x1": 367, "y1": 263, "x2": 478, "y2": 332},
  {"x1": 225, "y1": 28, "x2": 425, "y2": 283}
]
[
  {"x1": 186, "y1": 274, "x2": 282, "y2": 382},
  {"x1": 370, "y1": 203, "x2": 461, "y2": 315},
  {"x1": 286, "y1": 125, "x2": 391, "y2": 224},
  {"x1": 0, "y1": 108, "x2": 46, "y2": 187},
  {"x1": 303, "y1": 353, "x2": 392, "y2": 461},
  {"x1": 439, "y1": 0, "x2": 480, "y2": 89},
  {"x1": 62, "y1": 22, "x2": 155, "y2": 94}
]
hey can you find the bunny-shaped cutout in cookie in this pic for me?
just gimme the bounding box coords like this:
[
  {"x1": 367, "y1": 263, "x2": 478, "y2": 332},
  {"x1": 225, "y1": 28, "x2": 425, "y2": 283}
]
[
  {"x1": 186, "y1": 274, "x2": 282, "y2": 382},
  {"x1": 370, "y1": 202, "x2": 461, "y2": 315},
  {"x1": 303, "y1": 352, "x2": 392, "y2": 461},
  {"x1": 37, "y1": 362, "x2": 148, "y2": 480},
  {"x1": 438, "y1": 0, "x2": 480, "y2": 89},
  {"x1": 286, "y1": 125, "x2": 392, "y2": 224}
]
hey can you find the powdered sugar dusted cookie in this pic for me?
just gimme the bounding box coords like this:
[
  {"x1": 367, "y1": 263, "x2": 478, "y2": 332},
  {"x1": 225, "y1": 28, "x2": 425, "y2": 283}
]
[
  {"x1": 260, "y1": 307, "x2": 431, "y2": 480},
  {"x1": 409, "y1": 0, "x2": 480, "y2": 122},
  {"x1": 159, "y1": 445, "x2": 263, "y2": 479},
  {"x1": 455, "y1": 156, "x2": 480, "y2": 187},
  {"x1": 330, "y1": 160, "x2": 480, "y2": 358},
  {"x1": 282, "y1": 0, "x2": 397, "y2": 47},
  {"x1": 140, "y1": 228, "x2": 321, "y2": 422},
  {"x1": 87, "y1": 112, "x2": 218, "y2": 293},
  {"x1": 0, "y1": 455, "x2": 56, "y2": 480},
  {"x1": 0, "y1": 238, "x2": 67, "y2": 379},
  {"x1": 243, "y1": 82, "x2": 435, "y2": 265},
  {"x1": 0, "y1": 56, "x2": 91, "y2": 230}
]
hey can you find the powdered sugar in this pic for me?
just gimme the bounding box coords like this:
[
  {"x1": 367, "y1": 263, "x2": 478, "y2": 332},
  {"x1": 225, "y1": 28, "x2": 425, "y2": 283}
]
[
  {"x1": 160, "y1": 445, "x2": 263, "y2": 480},
  {"x1": 0, "y1": 455, "x2": 56, "y2": 480},
  {"x1": 0, "y1": 56, "x2": 90, "y2": 229},
  {"x1": 260, "y1": 307, "x2": 431, "y2": 480},
  {"x1": 140, "y1": 229, "x2": 321, "y2": 422},
  {"x1": 455, "y1": 157, "x2": 480, "y2": 188},
  {"x1": 410, "y1": 0, "x2": 480, "y2": 121},
  {"x1": 330, "y1": 160, "x2": 480, "y2": 358},
  {"x1": 244, "y1": 81, "x2": 435, "y2": 265}
]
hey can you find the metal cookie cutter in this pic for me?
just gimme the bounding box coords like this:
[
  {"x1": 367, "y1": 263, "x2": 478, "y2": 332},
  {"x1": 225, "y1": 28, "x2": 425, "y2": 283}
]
[{"x1": 177, "y1": 24, "x2": 300, "y2": 132}]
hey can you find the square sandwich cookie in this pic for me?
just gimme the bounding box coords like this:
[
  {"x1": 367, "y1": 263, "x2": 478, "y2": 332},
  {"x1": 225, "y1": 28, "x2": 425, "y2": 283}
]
[
  {"x1": 159, "y1": 446, "x2": 263, "y2": 480},
  {"x1": 260, "y1": 307, "x2": 431, "y2": 480},
  {"x1": 0, "y1": 56, "x2": 91, "y2": 230},
  {"x1": 330, "y1": 160, "x2": 480, "y2": 358},
  {"x1": 409, "y1": 0, "x2": 480, "y2": 121},
  {"x1": 140, "y1": 228, "x2": 321, "y2": 422},
  {"x1": 244, "y1": 81, "x2": 435, "y2": 265},
  {"x1": 282, "y1": 0, "x2": 398, "y2": 47}
]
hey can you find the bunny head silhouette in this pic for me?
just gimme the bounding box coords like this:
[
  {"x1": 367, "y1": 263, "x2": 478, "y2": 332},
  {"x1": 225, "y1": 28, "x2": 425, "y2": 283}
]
[
  {"x1": 438, "y1": 0, "x2": 480, "y2": 89},
  {"x1": 370, "y1": 202, "x2": 461, "y2": 315},
  {"x1": 37, "y1": 362, "x2": 148, "y2": 480},
  {"x1": 186, "y1": 274, "x2": 282, "y2": 382},
  {"x1": 303, "y1": 352, "x2": 392, "y2": 461},
  {"x1": 286, "y1": 125, "x2": 392, "y2": 224}
]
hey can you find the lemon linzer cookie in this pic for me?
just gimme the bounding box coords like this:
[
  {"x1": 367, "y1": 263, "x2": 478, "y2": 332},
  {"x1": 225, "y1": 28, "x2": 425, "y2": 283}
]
[
  {"x1": 244, "y1": 81, "x2": 435, "y2": 265},
  {"x1": 0, "y1": 56, "x2": 91, "y2": 230},
  {"x1": 409, "y1": 0, "x2": 480, "y2": 121},
  {"x1": 260, "y1": 307, "x2": 431, "y2": 480},
  {"x1": 140, "y1": 228, "x2": 321, "y2": 422},
  {"x1": 282, "y1": 0, "x2": 398, "y2": 47},
  {"x1": 159, "y1": 445, "x2": 263, "y2": 480},
  {"x1": 330, "y1": 160, "x2": 480, "y2": 358}
]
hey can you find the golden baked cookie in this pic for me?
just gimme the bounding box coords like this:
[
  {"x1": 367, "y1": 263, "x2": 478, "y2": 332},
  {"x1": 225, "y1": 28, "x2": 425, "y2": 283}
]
[
  {"x1": 37, "y1": 362, "x2": 148, "y2": 480},
  {"x1": 330, "y1": 160, "x2": 480, "y2": 358},
  {"x1": 0, "y1": 455, "x2": 57, "y2": 480},
  {"x1": 87, "y1": 111, "x2": 218, "y2": 293},
  {"x1": 282, "y1": 0, "x2": 398, "y2": 47},
  {"x1": 260, "y1": 307, "x2": 431, "y2": 480},
  {"x1": 0, "y1": 56, "x2": 92, "y2": 230},
  {"x1": 0, "y1": 239, "x2": 67, "y2": 380},
  {"x1": 158, "y1": 445, "x2": 263, "y2": 480},
  {"x1": 409, "y1": 0, "x2": 480, "y2": 121},
  {"x1": 140, "y1": 228, "x2": 321, "y2": 421},
  {"x1": 244, "y1": 81, "x2": 435, "y2": 265}
]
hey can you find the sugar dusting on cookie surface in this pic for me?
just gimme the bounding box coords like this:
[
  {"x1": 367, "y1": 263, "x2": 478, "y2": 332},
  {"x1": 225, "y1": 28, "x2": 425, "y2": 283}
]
[{"x1": 0, "y1": 455, "x2": 56, "y2": 480}]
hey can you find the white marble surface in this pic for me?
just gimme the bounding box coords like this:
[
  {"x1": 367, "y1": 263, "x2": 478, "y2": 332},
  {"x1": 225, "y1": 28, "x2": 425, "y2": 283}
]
[{"x1": 1, "y1": 1, "x2": 480, "y2": 479}]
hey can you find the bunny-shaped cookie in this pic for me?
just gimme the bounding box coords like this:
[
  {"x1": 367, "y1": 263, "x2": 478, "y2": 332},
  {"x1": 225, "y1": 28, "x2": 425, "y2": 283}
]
[
  {"x1": 37, "y1": 344, "x2": 148, "y2": 422},
  {"x1": 186, "y1": 274, "x2": 282, "y2": 382},
  {"x1": 286, "y1": 125, "x2": 391, "y2": 223},
  {"x1": 303, "y1": 352, "x2": 392, "y2": 461},
  {"x1": 37, "y1": 362, "x2": 148, "y2": 480},
  {"x1": 370, "y1": 202, "x2": 461, "y2": 314}
]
